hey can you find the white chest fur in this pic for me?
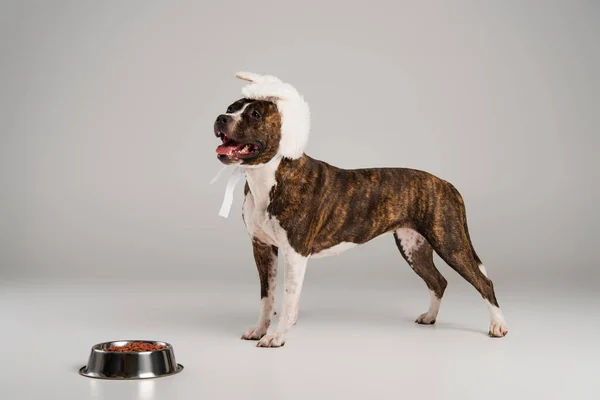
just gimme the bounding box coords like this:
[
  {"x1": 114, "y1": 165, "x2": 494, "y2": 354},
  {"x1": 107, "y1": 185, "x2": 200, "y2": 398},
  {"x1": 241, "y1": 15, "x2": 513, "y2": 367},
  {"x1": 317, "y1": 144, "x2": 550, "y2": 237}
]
[
  {"x1": 242, "y1": 158, "x2": 287, "y2": 247},
  {"x1": 310, "y1": 242, "x2": 357, "y2": 258}
]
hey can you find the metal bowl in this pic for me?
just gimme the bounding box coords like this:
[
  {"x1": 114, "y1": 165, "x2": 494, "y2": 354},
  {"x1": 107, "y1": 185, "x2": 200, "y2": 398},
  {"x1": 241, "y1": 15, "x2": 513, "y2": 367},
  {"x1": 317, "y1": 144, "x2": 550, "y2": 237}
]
[{"x1": 79, "y1": 340, "x2": 183, "y2": 380}]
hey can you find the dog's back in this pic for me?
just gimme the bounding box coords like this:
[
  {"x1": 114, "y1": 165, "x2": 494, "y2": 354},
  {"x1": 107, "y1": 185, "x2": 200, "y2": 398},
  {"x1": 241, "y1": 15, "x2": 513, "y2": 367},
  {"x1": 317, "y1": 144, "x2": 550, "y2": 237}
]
[{"x1": 268, "y1": 155, "x2": 463, "y2": 255}]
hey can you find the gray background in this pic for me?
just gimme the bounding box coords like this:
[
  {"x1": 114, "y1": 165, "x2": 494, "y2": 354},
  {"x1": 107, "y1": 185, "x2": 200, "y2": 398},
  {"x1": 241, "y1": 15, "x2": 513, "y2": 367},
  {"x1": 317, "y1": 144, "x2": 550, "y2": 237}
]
[
  {"x1": 1, "y1": 0, "x2": 598, "y2": 285},
  {"x1": 0, "y1": 1, "x2": 598, "y2": 399}
]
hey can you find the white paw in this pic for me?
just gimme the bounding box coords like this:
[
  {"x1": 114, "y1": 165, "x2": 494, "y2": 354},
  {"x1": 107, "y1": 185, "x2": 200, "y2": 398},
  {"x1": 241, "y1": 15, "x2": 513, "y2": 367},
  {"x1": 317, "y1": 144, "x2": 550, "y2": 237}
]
[
  {"x1": 256, "y1": 333, "x2": 286, "y2": 348},
  {"x1": 415, "y1": 312, "x2": 437, "y2": 325},
  {"x1": 241, "y1": 326, "x2": 267, "y2": 341},
  {"x1": 488, "y1": 321, "x2": 508, "y2": 338}
]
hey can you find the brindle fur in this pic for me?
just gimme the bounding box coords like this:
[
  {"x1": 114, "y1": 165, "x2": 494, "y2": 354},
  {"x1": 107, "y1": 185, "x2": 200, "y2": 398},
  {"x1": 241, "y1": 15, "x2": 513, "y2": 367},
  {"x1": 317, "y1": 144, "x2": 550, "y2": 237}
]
[
  {"x1": 266, "y1": 155, "x2": 499, "y2": 307},
  {"x1": 252, "y1": 240, "x2": 278, "y2": 299}
]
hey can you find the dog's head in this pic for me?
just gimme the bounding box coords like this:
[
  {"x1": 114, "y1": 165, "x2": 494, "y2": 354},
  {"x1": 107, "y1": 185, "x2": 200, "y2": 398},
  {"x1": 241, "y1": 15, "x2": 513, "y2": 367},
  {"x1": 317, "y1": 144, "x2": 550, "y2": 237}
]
[
  {"x1": 213, "y1": 72, "x2": 310, "y2": 166},
  {"x1": 214, "y1": 98, "x2": 281, "y2": 165}
]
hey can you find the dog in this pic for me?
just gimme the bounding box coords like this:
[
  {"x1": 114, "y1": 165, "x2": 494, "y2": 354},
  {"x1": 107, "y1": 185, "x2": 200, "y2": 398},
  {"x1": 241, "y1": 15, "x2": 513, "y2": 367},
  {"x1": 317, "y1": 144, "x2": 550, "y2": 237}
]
[{"x1": 212, "y1": 72, "x2": 508, "y2": 348}]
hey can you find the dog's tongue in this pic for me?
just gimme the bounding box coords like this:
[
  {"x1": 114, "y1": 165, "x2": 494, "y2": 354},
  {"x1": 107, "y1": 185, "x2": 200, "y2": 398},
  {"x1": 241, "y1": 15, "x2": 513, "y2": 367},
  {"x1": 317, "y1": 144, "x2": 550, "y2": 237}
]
[{"x1": 216, "y1": 142, "x2": 244, "y2": 155}]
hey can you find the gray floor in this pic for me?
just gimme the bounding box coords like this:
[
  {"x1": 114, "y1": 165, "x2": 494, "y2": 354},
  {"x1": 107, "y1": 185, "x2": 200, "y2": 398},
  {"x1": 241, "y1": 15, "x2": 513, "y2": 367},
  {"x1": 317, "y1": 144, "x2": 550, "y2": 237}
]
[{"x1": 1, "y1": 279, "x2": 597, "y2": 399}]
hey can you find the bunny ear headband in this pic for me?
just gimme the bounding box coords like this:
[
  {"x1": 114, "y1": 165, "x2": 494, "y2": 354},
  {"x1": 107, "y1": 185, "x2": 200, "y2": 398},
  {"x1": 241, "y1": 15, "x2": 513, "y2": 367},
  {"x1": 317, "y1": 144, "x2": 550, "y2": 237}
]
[
  {"x1": 235, "y1": 72, "x2": 311, "y2": 159},
  {"x1": 211, "y1": 72, "x2": 311, "y2": 218}
]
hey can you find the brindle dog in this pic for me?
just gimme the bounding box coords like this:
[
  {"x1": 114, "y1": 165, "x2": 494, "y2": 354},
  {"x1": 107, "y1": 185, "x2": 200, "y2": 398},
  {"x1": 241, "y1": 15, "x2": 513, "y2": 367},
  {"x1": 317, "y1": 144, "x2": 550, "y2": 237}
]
[{"x1": 214, "y1": 95, "x2": 507, "y2": 348}]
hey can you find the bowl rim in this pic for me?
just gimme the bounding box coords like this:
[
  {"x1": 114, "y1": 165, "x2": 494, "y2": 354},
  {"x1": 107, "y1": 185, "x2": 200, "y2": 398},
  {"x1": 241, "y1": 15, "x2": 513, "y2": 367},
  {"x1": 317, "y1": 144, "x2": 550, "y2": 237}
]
[{"x1": 91, "y1": 340, "x2": 174, "y2": 354}]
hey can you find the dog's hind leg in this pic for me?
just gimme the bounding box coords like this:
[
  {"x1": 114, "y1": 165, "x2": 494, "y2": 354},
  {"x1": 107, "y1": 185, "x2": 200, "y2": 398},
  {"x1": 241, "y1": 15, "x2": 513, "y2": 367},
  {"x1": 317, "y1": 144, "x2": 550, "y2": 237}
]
[
  {"x1": 394, "y1": 228, "x2": 448, "y2": 325},
  {"x1": 434, "y1": 242, "x2": 508, "y2": 337},
  {"x1": 427, "y1": 186, "x2": 508, "y2": 337}
]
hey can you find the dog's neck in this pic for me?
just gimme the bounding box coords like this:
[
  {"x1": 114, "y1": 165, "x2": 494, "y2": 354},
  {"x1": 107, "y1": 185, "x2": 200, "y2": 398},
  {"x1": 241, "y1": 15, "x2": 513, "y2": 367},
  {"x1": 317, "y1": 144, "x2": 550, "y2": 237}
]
[
  {"x1": 243, "y1": 154, "x2": 313, "y2": 210},
  {"x1": 243, "y1": 155, "x2": 284, "y2": 211}
]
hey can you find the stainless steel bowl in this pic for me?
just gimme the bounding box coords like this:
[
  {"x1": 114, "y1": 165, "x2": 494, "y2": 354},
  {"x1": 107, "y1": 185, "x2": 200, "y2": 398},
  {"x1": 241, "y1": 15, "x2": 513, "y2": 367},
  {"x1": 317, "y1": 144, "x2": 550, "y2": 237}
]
[{"x1": 79, "y1": 340, "x2": 183, "y2": 380}]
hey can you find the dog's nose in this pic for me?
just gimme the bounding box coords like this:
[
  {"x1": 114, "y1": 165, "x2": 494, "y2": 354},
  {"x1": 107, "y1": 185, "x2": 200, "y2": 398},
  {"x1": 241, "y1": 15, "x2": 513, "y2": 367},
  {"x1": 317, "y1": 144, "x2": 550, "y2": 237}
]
[{"x1": 216, "y1": 114, "x2": 231, "y2": 125}]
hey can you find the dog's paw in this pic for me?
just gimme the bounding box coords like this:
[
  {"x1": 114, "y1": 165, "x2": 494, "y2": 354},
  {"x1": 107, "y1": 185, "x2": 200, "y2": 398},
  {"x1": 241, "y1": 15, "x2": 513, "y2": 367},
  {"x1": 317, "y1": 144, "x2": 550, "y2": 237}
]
[
  {"x1": 256, "y1": 333, "x2": 286, "y2": 348},
  {"x1": 241, "y1": 327, "x2": 267, "y2": 341},
  {"x1": 488, "y1": 321, "x2": 508, "y2": 338},
  {"x1": 415, "y1": 312, "x2": 436, "y2": 325}
]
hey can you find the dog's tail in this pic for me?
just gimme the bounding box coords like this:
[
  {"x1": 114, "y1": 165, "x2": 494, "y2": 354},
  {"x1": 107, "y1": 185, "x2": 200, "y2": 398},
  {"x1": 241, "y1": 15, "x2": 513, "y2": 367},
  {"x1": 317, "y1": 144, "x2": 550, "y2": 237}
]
[{"x1": 448, "y1": 184, "x2": 482, "y2": 265}]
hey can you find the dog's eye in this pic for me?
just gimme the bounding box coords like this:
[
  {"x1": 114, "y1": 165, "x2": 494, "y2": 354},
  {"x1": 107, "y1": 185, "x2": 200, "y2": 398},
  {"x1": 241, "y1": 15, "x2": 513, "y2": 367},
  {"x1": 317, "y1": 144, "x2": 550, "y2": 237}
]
[
  {"x1": 226, "y1": 106, "x2": 234, "y2": 113},
  {"x1": 252, "y1": 110, "x2": 261, "y2": 119}
]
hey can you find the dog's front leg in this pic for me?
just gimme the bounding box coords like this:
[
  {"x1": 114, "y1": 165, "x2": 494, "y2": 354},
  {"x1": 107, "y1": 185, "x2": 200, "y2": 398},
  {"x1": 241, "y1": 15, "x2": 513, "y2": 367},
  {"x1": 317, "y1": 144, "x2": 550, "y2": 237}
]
[
  {"x1": 257, "y1": 249, "x2": 307, "y2": 348},
  {"x1": 241, "y1": 240, "x2": 278, "y2": 341}
]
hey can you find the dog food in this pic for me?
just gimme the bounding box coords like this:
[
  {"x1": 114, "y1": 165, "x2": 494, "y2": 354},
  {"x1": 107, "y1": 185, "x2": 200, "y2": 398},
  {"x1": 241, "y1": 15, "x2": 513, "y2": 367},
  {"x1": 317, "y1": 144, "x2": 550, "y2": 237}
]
[{"x1": 107, "y1": 342, "x2": 166, "y2": 352}]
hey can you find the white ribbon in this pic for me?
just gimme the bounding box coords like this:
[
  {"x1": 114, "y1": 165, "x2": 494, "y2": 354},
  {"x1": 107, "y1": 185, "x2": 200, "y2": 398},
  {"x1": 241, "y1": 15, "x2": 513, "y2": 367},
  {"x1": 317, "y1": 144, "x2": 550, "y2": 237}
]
[
  {"x1": 210, "y1": 154, "x2": 282, "y2": 219},
  {"x1": 210, "y1": 166, "x2": 244, "y2": 218}
]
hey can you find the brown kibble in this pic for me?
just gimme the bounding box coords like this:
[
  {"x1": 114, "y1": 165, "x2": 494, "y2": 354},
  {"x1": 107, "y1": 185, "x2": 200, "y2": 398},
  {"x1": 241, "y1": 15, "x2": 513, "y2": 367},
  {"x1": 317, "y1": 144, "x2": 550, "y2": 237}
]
[{"x1": 106, "y1": 342, "x2": 166, "y2": 352}]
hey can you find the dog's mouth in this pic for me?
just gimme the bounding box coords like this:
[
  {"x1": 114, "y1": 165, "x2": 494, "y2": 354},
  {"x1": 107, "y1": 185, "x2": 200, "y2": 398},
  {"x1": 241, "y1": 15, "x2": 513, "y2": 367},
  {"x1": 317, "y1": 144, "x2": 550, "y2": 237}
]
[{"x1": 215, "y1": 131, "x2": 260, "y2": 161}]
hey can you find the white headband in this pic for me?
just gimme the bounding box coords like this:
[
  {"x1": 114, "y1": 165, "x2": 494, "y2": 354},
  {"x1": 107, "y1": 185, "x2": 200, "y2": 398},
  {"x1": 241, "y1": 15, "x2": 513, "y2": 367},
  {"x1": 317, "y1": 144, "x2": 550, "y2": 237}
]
[{"x1": 236, "y1": 72, "x2": 310, "y2": 159}]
